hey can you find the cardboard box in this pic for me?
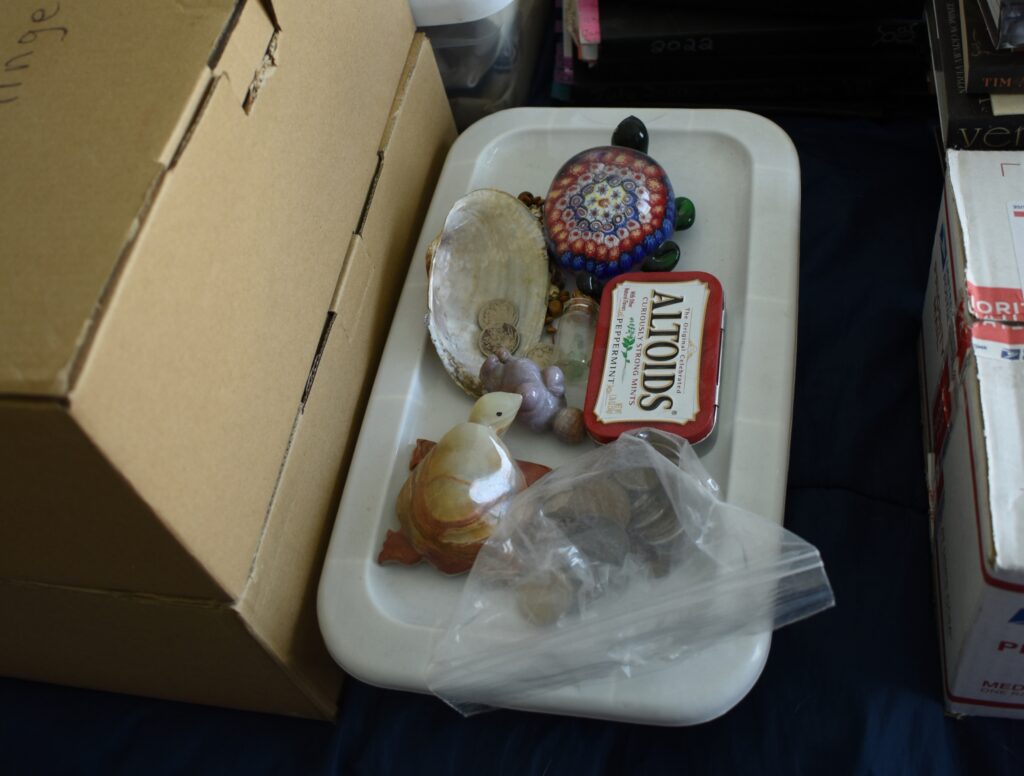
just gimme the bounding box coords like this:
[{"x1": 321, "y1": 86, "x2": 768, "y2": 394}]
[
  {"x1": 920, "y1": 150, "x2": 1024, "y2": 719},
  {"x1": 0, "y1": 0, "x2": 455, "y2": 718}
]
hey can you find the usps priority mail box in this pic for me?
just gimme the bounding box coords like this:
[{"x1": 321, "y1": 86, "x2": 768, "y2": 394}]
[{"x1": 921, "y1": 150, "x2": 1024, "y2": 719}]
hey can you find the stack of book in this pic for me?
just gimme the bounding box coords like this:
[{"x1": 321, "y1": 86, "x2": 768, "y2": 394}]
[
  {"x1": 929, "y1": 0, "x2": 1024, "y2": 148},
  {"x1": 553, "y1": 1, "x2": 934, "y2": 115}
]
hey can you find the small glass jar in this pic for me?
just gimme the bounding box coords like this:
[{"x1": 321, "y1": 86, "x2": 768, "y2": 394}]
[{"x1": 555, "y1": 295, "x2": 599, "y2": 386}]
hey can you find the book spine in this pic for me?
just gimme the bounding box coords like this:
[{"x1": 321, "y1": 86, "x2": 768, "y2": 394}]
[
  {"x1": 564, "y1": 71, "x2": 928, "y2": 107},
  {"x1": 946, "y1": 116, "x2": 1024, "y2": 147},
  {"x1": 576, "y1": 51, "x2": 928, "y2": 85},
  {"x1": 966, "y1": 69, "x2": 1024, "y2": 92},
  {"x1": 595, "y1": 16, "x2": 928, "y2": 63},
  {"x1": 609, "y1": 0, "x2": 928, "y2": 14}
]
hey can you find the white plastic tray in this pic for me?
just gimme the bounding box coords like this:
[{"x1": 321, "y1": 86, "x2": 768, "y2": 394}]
[{"x1": 318, "y1": 108, "x2": 800, "y2": 725}]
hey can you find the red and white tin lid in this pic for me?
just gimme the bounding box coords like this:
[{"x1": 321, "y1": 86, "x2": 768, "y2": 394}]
[{"x1": 583, "y1": 271, "x2": 725, "y2": 444}]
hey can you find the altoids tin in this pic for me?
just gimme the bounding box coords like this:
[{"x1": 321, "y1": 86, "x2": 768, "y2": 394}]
[{"x1": 583, "y1": 271, "x2": 725, "y2": 444}]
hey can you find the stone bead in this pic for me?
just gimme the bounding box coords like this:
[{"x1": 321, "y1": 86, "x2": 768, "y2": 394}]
[{"x1": 552, "y1": 406, "x2": 586, "y2": 445}]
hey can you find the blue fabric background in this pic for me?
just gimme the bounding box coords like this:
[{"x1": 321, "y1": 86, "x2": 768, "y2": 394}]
[{"x1": 3, "y1": 116, "x2": 1022, "y2": 774}]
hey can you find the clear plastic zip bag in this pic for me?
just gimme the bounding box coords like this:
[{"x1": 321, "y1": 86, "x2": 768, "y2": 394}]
[{"x1": 425, "y1": 429, "x2": 835, "y2": 715}]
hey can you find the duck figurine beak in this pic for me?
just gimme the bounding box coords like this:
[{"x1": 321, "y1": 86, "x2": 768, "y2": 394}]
[{"x1": 469, "y1": 391, "x2": 522, "y2": 436}]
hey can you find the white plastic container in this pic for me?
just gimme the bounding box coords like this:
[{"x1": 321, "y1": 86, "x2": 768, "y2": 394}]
[
  {"x1": 409, "y1": 0, "x2": 547, "y2": 128},
  {"x1": 317, "y1": 108, "x2": 801, "y2": 725}
]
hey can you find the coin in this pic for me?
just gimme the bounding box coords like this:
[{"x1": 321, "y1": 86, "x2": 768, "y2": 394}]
[
  {"x1": 613, "y1": 465, "x2": 661, "y2": 492},
  {"x1": 574, "y1": 478, "x2": 631, "y2": 528},
  {"x1": 477, "y1": 298, "x2": 518, "y2": 329},
  {"x1": 525, "y1": 342, "x2": 556, "y2": 369},
  {"x1": 626, "y1": 482, "x2": 670, "y2": 519},
  {"x1": 517, "y1": 568, "x2": 574, "y2": 626},
  {"x1": 629, "y1": 499, "x2": 671, "y2": 531},
  {"x1": 633, "y1": 428, "x2": 683, "y2": 465},
  {"x1": 631, "y1": 540, "x2": 674, "y2": 578},
  {"x1": 565, "y1": 514, "x2": 630, "y2": 567},
  {"x1": 540, "y1": 488, "x2": 576, "y2": 521},
  {"x1": 636, "y1": 510, "x2": 684, "y2": 546},
  {"x1": 479, "y1": 323, "x2": 520, "y2": 357},
  {"x1": 647, "y1": 554, "x2": 673, "y2": 578}
]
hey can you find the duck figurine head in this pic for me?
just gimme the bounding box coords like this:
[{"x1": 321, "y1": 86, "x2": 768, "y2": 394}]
[
  {"x1": 542, "y1": 116, "x2": 695, "y2": 285},
  {"x1": 468, "y1": 390, "x2": 520, "y2": 436}
]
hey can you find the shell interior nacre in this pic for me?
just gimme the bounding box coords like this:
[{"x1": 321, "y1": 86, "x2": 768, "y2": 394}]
[{"x1": 427, "y1": 189, "x2": 550, "y2": 397}]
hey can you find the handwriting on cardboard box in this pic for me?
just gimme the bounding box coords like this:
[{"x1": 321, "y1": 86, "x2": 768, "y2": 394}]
[{"x1": 2, "y1": 3, "x2": 67, "y2": 106}]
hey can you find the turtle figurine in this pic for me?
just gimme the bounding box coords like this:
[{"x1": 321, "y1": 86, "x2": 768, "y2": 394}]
[
  {"x1": 542, "y1": 116, "x2": 696, "y2": 298},
  {"x1": 377, "y1": 392, "x2": 551, "y2": 575}
]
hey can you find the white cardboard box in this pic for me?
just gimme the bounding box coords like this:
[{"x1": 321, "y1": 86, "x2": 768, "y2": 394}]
[{"x1": 921, "y1": 150, "x2": 1024, "y2": 719}]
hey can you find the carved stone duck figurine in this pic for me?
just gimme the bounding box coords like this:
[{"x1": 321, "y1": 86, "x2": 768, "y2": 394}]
[{"x1": 377, "y1": 392, "x2": 550, "y2": 575}]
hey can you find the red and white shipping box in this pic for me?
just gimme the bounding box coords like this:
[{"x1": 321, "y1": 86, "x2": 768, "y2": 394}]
[{"x1": 921, "y1": 150, "x2": 1024, "y2": 719}]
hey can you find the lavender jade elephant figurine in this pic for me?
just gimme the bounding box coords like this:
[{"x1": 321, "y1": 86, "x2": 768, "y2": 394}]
[{"x1": 479, "y1": 348, "x2": 584, "y2": 444}]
